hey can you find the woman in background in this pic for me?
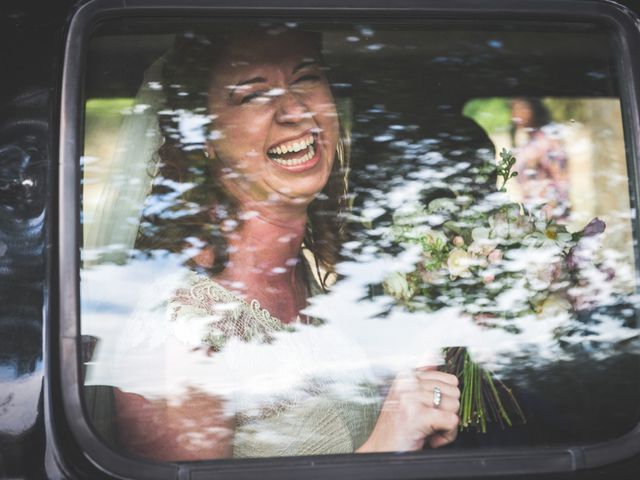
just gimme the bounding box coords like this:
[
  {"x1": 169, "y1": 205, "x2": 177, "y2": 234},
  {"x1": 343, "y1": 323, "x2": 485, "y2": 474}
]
[{"x1": 510, "y1": 97, "x2": 569, "y2": 220}]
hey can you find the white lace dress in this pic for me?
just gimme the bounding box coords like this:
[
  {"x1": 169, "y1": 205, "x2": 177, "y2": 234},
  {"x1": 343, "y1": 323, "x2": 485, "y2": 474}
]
[{"x1": 112, "y1": 269, "x2": 380, "y2": 457}]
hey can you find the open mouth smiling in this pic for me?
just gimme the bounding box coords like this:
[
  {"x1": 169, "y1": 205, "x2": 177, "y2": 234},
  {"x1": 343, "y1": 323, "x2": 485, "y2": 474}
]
[{"x1": 267, "y1": 133, "x2": 319, "y2": 169}]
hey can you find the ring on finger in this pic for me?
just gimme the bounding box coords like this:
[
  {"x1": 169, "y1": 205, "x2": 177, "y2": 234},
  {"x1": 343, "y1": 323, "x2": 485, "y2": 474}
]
[{"x1": 433, "y1": 385, "x2": 442, "y2": 408}]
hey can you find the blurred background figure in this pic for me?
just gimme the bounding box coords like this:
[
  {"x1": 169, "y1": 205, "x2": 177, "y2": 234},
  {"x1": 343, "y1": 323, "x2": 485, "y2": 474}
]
[{"x1": 510, "y1": 97, "x2": 569, "y2": 221}]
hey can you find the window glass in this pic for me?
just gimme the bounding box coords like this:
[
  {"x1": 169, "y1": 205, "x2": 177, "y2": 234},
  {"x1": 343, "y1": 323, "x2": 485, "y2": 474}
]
[{"x1": 80, "y1": 19, "x2": 640, "y2": 462}]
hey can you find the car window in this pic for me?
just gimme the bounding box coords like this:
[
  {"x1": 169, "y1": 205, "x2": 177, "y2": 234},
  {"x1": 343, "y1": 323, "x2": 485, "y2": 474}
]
[{"x1": 66, "y1": 10, "x2": 640, "y2": 479}]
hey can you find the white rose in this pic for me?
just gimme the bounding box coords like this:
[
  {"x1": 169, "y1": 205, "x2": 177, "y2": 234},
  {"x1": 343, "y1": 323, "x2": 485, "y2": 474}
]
[
  {"x1": 447, "y1": 248, "x2": 474, "y2": 278},
  {"x1": 472, "y1": 227, "x2": 490, "y2": 242},
  {"x1": 537, "y1": 294, "x2": 572, "y2": 319},
  {"x1": 426, "y1": 229, "x2": 448, "y2": 246},
  {"x1": 384, "y1": 272, "x2": 415, "y2": 301}
]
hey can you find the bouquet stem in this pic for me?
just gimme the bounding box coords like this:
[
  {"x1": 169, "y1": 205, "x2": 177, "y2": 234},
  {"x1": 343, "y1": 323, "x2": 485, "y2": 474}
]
[{"x1": 444, "y1": 347, "x2": 526, "y2": 433}]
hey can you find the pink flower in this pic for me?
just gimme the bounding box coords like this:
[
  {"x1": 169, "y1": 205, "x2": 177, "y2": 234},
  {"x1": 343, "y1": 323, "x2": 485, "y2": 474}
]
[{"x1": 488, "y1": 249, "x2": 503, "y2": 264}]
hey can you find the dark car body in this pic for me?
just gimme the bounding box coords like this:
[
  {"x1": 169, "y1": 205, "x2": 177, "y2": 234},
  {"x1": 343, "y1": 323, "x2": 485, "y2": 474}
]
[{"x1": 2, "y1": 0, "x2": 640, "y2": 478}]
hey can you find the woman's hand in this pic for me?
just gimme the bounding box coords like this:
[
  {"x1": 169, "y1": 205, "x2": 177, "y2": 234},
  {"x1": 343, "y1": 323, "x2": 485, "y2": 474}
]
[{"x1": 357, "y1": 367, "x2": 460, "y2": 453}]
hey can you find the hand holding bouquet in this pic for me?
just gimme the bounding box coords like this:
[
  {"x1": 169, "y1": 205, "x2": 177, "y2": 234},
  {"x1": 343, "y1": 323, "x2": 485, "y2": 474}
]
[{"x1": 384, "y1": 149, "x2": 606, "y2": 432}]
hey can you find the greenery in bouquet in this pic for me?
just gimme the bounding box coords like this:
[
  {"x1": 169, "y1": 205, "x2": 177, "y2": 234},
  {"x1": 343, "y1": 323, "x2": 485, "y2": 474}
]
[{"x1": 383, "y1": 149, "x2": 606, "y2": 432}]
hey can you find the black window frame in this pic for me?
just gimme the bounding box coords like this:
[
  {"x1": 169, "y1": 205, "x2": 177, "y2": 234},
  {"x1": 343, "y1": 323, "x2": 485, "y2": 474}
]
[{"x1": 53, "y1": 0, "x2": 640, "y2": 479}]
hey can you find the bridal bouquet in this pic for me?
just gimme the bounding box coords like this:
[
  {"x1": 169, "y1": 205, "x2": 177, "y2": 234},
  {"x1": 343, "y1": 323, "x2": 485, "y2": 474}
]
[{"x1": 384, "y1": 149, "x2": 607, "y2": 432}]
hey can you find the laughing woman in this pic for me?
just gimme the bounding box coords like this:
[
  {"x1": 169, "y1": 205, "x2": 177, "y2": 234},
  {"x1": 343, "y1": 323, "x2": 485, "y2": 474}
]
[{"x1": 108, "y1": 27, "x2": 460, "y2": 460}]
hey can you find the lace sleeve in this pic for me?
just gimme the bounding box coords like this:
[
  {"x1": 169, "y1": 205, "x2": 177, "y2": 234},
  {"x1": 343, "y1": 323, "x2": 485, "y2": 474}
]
[
  {"x1": 110, "y1": 270, "x2": 286, "y2": 403},
  {"x1": 168, "y1": 273, "x2": 291, "y2": 352}
]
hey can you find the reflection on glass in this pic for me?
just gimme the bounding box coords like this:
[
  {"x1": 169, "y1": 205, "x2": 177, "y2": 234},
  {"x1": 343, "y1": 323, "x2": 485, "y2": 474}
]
[{"x1": 81, "y1": 20, "x2": 640, "y2": 462}]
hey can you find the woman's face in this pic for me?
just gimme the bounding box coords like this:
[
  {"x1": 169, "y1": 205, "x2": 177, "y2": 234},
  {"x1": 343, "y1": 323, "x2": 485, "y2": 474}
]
[
  {"x1": 206, "y1": 31, "x2": 339, "y2": 214},
  {"x1": 511, "y1": 99, "x2": 534, "y2": 128}
]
